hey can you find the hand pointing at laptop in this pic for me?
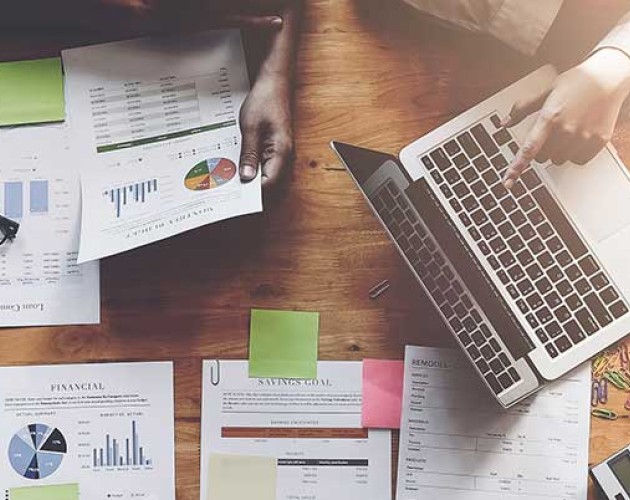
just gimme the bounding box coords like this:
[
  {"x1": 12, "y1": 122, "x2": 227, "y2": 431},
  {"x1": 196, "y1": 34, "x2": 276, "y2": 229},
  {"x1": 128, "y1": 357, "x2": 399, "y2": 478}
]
[{"x1": 502, "y1": 47, "x2": 630, "y2": 189}]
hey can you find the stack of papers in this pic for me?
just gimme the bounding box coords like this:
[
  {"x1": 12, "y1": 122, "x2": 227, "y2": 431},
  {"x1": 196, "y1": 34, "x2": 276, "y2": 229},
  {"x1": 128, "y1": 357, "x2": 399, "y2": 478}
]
[{"x1": 0, "y1": 29, "x2": 260, "y2": 328}]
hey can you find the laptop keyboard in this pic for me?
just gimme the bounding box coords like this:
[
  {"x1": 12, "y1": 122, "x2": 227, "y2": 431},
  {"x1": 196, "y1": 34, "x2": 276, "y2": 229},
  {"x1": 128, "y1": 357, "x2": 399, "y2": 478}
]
[
  {"x1": 420, "y1": 113, "x2": 629, "y2": 360},
  {"x1": 373, "y1": 182, "x2": 521, "y2": 395}
]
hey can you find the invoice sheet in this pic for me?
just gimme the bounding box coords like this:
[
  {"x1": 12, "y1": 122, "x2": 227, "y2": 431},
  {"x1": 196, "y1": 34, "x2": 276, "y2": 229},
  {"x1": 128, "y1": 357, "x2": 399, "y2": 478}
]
[
  {"x1": 62, "y1": 30, "x2": 260, "y2": 263},
  {"x1": 200, "y1": 360, "x2": 392, "y2": 500},
  {"x1": 0, "y1": 124, "x2": 99, "y2": 327},
  {"x1": 397, "y1": 346, "x2": 591, "y2": 500},
  {"x1": 0, "y1": 362, "x2": 175, "y2": 500}
]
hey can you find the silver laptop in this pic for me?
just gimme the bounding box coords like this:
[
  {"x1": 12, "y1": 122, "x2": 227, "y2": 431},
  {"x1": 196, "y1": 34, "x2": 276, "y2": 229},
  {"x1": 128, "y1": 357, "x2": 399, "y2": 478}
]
[{"x1": 332, "y1": 65, "x2": 630, "y2": 407}]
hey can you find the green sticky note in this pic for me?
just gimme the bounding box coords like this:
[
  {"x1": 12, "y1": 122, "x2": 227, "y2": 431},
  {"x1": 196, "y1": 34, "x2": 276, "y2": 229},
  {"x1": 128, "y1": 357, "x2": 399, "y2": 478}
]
[
  {"x1": 249, "y1": 309, "x2": 319, "y2": 379},
  {"x1": 8, "y1": 484, "x2": 79, "y2": 500},
  {"x1": 208, "y1": 454, "x2": 277, "y2": 500},
  {"x1": 0, "y1": 57, "x2": 65, "y2": 126}
]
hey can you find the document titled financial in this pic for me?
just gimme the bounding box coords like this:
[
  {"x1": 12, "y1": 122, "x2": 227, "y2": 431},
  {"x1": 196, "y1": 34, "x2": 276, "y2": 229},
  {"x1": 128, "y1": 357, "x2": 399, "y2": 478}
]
[
  {"x1": 200, "y1": 360, "x2": 392, "y2": 500},
  {"x1": 0, "y1": 362, "x2": 175, "y2": 500},
  {"x1": 0, "y1": 125, "x2": 99, "y2": 327},
  {"x1": 62, "y1": 30, "x2": 260, "y2": 263},
  {"x1": 397, "y1": 346, "x2": 590, "y2": 500}
]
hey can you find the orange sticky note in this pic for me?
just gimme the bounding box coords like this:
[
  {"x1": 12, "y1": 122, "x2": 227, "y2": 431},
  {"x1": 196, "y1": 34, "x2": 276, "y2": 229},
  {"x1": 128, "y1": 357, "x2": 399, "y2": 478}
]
[{"x1": 362, "y1": 359, "x2": 404, "y2": 429}]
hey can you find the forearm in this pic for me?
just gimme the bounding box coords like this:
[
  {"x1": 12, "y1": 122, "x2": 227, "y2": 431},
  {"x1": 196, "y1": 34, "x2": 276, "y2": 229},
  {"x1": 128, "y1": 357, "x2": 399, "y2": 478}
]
[{"x1": 258, "y1": 0, "x2": 303, "y2": 83}]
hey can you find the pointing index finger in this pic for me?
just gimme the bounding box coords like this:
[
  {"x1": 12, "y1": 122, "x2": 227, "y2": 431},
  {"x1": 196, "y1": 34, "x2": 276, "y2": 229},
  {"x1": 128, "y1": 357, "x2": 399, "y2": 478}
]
[{"x1": 503, "y1": 114, "x2": 552, "y2": 189}]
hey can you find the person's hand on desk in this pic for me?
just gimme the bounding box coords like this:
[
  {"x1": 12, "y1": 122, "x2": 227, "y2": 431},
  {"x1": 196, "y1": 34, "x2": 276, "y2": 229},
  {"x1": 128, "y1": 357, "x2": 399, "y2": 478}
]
[
  {"x1": 239, "y1": 69, "x2": 294, "y2": 190},
  {"x1": 238, "y1": 0, "x2": 301, "y2": 190},
  {"x1": 502, "y1": 48, "x2": 630, "y2": 189}
]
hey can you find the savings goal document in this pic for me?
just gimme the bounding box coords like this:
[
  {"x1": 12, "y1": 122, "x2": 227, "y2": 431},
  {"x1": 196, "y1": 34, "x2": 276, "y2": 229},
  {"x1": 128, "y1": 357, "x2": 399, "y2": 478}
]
[{"x1": 201, "y1": 360, "x2": 392, "y2": 500}]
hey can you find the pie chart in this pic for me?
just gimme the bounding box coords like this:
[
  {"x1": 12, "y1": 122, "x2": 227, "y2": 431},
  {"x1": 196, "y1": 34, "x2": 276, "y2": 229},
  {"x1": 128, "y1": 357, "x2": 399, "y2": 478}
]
[
  {"x1": 184, "y1": 158, "x2": 237, "y2": 191},
  {"x1": 8, "y1": 424, "x2": 67, "y2": 480}
]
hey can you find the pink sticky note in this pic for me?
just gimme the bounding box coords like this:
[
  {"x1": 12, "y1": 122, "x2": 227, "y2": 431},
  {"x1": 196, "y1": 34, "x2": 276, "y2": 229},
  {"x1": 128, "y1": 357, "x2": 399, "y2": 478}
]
[{"x1": 362, "y1": 359, "x2": 405, "y2": 429}]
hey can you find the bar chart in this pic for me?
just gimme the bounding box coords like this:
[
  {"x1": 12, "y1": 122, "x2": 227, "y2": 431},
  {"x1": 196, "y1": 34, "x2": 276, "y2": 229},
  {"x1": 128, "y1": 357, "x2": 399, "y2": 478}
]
[
  {"x1": 104, "y1": 179, "x2": 158, "y2": 219},
  {"x1": 2, "y1": 180, "x2": 49, "y2": 219},
  {"x1": 92, "y1": 420, "x2": 153, "y2": 469}
]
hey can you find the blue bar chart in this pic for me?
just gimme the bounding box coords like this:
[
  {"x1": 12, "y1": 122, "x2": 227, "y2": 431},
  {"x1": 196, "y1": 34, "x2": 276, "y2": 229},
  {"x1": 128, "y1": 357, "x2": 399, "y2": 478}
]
[
  {"x1": 30, "y1": 180, "x2": 49, "y2": 214},
  {"x1": 3, "y1": 180, "x2": 50, "y2": 219},
  {"x1": 92, "y1": 420, "x2": 153, "y2": 468},
  {"x1": 4, "y1": 182, "x2": 24, "y2": 219},
  {"x1": 105, "y1": 179, "x2": 159, "y2": 218}
]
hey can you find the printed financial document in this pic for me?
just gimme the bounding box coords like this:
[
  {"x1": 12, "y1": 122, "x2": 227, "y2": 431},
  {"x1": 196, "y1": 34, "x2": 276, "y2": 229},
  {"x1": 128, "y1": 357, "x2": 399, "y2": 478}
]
[
  {"x1": 0, "y1": 362, "x2": 175, "y2": 500},
  {"x1": 0, "y1": 125, "x2": 99, "y2": 327},
  {"x1": 62, "y1": 30, "x2": 261, "y2": 263},
  {"x1": 397, "y1": 346, "x2": 590, "y2": 500},
  {"x1": 200, "y1": 360, "x2": 392, "y2": 500}
]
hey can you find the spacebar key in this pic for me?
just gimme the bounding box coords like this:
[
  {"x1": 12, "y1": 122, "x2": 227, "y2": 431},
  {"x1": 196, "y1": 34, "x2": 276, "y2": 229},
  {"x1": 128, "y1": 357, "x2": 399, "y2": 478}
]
[{"x1": 532, "y1": 187, "x2": 588, "y2": 259}]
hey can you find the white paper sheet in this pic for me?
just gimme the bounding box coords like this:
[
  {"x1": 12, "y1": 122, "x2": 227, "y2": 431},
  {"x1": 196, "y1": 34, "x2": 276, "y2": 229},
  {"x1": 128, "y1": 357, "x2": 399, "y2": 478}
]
[
  {"x1": 0, "y1": 124, "x2": 100, "y2": 327},
  {"x1": 0, "y1": 361, "x2": 175, "y2": 500},
  {"x1": 397, "y1": 346, "x2": 590, "y2": 500},
  {"x1": 201, "y1": 360, "x2": 392, "y2": 500},
  {"x1": 62, "y1": 30, "x2": 261, "y2": 263}
]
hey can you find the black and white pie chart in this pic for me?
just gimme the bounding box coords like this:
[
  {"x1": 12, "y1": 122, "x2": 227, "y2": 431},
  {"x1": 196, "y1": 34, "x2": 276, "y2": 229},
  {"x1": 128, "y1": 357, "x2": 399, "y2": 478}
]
[{"x1": 8, "y1": 424, "x2": 67, "y2": 479}]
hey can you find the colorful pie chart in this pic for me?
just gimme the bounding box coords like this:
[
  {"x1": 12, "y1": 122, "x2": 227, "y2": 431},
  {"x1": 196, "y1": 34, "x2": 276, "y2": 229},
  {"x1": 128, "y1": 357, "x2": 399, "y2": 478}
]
[{"x1": 184, "y1": 158, "x2": 237, "y2": 191}]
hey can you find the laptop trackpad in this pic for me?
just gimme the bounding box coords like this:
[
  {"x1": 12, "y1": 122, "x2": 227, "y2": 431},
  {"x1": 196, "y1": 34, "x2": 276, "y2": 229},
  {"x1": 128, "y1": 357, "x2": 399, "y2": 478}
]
[{"x1": 543, "y1": 148, "x2": 630, "y2": 244}]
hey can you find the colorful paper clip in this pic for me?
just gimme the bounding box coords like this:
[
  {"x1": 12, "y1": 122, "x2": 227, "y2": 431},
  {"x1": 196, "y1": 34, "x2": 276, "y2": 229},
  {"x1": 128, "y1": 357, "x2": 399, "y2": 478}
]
[
  {"x1": 592, "y1": 408, "x2": 621, "y2": 420},
  {"x1": 621, "y1": 344, "x2": 629, "y2": 371},
  {"x1": 600, "y1": 378, "x2": 609, "y2": 404},
  {"x1": 625, "y1": 395, "x2": 630, "y2": 412},
  {"x1": 603, "y1": 371, "x2": 630, "y2": 391}
]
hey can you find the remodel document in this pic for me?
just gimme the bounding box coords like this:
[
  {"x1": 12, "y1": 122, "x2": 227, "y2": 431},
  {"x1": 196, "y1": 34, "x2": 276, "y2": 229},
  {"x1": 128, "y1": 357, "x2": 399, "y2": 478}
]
[
  {"x1": 0, "y1": 362, "x2": 175, "y2": 500},
  {"x1": 397, "y1": 346, "x2": 591, "y2": 500},
  {"x1": 62, "y1": 30, "x2": 261, "y2": 263},
  {"x1": 200, "y1": 360, "x2": 392, "y2": 500},
  {"x1": 0, "y1": 125, "x2": 100, "y2": 327}
]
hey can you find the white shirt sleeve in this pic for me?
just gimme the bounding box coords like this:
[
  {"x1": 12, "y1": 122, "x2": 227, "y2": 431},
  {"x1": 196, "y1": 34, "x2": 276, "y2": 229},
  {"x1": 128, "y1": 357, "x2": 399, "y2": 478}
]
[
  {"x1": 403, "y1": 0, "x2": 564, "y2": 56},
  {"x1": 594, "y1": 11, "x2": 630, "y2": 59},
  {"x1": 486, "y1": 0, "x2": 564, "y2": 55}
]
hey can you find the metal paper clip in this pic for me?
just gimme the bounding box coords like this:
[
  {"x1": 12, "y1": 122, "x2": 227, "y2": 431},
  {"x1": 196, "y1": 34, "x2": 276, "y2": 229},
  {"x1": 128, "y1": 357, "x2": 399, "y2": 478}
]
[
  {"x1": 592, "y1": 408, "x2": 619, "y2": 420},
  {"x1": 592, "y1": 379, "x2": 609, "y2": 407},
  {"x1": 593, "y1": 355, "x2": 610, "y2": 379},
  {"x1": 592, "y1": 381, "x2": 601, "y2": 407},
  {"x1": 621, "y1": 344, "x2": 629, "y2": 371},
  {"x1": 604, "y1": 371, "x2": 630, "y2": 391},
  {"x1": 599, "y1": 378, "x2": 609, "y2": 404},
  {"x1": 369, "y1": 280, "x2": 391, "y2": 300},
  {"x1": 208, "y1": 360, "x2": 221, "y2": 386}
]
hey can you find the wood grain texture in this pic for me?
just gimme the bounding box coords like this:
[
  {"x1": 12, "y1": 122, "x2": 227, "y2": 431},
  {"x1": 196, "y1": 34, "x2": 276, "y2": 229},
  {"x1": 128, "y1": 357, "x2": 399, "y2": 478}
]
[{"x1": 1, "y1": 1, "x2": 629, "y2": 498}]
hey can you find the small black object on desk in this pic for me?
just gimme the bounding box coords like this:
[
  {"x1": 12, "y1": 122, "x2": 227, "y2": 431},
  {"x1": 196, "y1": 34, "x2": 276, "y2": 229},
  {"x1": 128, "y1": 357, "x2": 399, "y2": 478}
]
[{"x1": 0, "y1": 215, "x2": 19, "y2": 246}]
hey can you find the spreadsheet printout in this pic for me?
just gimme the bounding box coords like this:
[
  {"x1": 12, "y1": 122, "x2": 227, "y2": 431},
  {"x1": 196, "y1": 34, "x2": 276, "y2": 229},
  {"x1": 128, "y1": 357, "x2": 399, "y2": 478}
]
[
  {"x1": 397, "y1": 346, "x2": 590, "y2": 500},
  {"x1": 62, "y1": 30, "x2": 261, "y2": 263},
  {"x1": 200, "y1": 360, "x2": 392, "y2": 500},
  {"x1": 0, "y1": 124, "x2": 99, "y2": 327}
]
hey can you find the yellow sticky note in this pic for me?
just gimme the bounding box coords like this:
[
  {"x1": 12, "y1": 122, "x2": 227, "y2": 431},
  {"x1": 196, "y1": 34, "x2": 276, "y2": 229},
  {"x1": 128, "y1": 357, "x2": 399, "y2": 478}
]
[
  {"x1": 208, "y1": 454, "x2": 277, "y2": 500},
  {"x1": 0, "y1": 57, "x2": 65, "y2": 126}
]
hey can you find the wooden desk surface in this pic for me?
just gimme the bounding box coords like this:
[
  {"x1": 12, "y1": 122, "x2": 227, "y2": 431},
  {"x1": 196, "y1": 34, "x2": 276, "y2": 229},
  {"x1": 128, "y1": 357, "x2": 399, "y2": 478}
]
[{"x1": 1, "y1": 1, "x2": 630, "y2": 498}]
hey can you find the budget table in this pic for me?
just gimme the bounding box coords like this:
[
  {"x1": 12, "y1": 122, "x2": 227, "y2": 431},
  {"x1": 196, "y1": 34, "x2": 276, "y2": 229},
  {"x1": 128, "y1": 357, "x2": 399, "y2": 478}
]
[{"x1": 0, "y1": 0, "x2": 628, "y2": 498}]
